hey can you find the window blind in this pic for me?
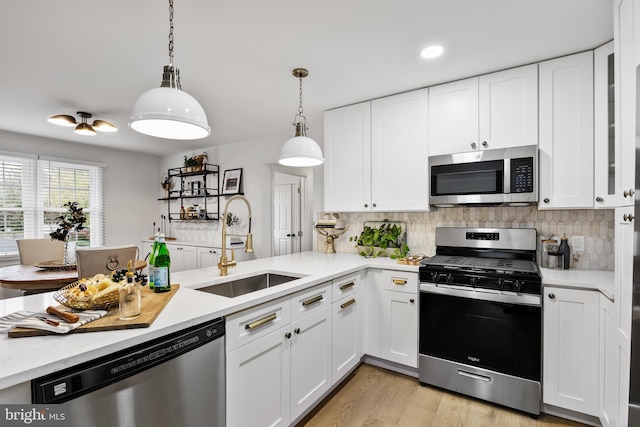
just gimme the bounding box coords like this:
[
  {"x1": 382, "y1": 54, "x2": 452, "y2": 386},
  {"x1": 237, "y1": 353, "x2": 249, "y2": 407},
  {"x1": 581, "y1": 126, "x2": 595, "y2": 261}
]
[{"x1": 0, "y1": 154, "x2": 37, "y2": 255}]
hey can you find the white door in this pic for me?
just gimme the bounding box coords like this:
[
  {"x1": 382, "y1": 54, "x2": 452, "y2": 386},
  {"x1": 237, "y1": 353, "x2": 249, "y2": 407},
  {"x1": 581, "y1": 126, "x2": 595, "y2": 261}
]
[{"x1": 274, "y1": 184, "x2": 293, "y2": 256}]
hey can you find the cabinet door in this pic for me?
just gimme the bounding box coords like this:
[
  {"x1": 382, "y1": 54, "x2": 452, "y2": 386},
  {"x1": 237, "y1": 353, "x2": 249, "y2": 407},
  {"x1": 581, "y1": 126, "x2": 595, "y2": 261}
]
[
  {"x1": 166, "y1": 244, "x2": 197, "y2": 272},
  {"x1": 538, "y1": 51, "x2": 594, "y2": 209},
  {"x1": 543, "y1": 287, "x2": 599, "y2": 416},
  {"x1": 594, "y1": 41, "x2": 619, "y2": 208},
  {"x1": 196, "y1": 246, "x2": 217, "y2": 269},
  {"x1": 380, "y1": 289, "x2": 418, "y2": 368},
  {"x1": 332, "y1": 292, "x2": 363, "y2": 384},
  {"x1": 478, "y1": 64, "x2": 538, "y2": 150},
  {"x1": 599, "y1": 294, "x2": 616, "y2": 427},
  {"x1": 227, "y1": 328, "x2": 291, "y2": 427},
  {"x1": 323, "y1": 102, "x2": 371, "y2": 212},
  {"x1": 428, "y1": 77, "x2": 479, "y2": 156},
  {"x1": 290, "y1": 307, "x2": 332, "y2": 421},
  {"x1": 371, "y1": 89, "x2": 429, "y2": 211}
]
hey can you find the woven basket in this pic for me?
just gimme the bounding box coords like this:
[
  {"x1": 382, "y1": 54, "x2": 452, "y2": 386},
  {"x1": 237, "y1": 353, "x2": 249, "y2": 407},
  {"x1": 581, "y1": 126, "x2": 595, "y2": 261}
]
[{"x1": 53, "y1": 281, "x2": 120, "y2": 310}]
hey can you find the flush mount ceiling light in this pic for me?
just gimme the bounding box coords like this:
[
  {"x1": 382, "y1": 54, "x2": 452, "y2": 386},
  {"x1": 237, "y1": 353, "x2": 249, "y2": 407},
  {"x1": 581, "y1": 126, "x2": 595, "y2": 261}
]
[
  {"x1": 421, "y1": 45, "x2": 445, "y2": 59},
  {"x1": 48, "y1": 111, "x2": 117, "y2": 136},
  {"x1": 130, "y1": 0, "x2": 210, "y2": 140},
  {"x1": 278, "y1": 68, "x2": 324, "y2": 167}
]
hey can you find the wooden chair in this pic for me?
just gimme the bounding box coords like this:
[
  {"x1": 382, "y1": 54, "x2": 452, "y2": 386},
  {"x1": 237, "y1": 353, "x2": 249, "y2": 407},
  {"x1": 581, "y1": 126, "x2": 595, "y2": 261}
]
[
  {"x1": 16, "y1": 238, "x2": 65, "y2": 265},
  {"x1": 75, "y1": 245, "x2": 139, "y2": 279}
]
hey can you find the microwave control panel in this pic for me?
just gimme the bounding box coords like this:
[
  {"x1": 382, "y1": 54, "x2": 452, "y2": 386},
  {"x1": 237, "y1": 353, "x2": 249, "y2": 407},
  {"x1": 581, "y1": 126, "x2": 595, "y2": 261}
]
[{"x1": 510, "y1": 158, "x2": 534, "y2": 193}]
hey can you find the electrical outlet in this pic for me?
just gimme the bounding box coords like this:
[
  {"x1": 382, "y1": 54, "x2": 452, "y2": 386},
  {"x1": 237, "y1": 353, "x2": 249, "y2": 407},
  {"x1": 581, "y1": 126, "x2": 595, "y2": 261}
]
[{"x1": 571, "y1": 235, "x2": 585, "y2": 252}]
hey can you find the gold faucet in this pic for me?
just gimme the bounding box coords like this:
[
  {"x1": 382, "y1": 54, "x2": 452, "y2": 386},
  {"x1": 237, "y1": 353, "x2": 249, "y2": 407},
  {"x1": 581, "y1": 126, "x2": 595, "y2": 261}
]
[{"x1": 218, "y1": 195, "x2": 254, "y2": 276}]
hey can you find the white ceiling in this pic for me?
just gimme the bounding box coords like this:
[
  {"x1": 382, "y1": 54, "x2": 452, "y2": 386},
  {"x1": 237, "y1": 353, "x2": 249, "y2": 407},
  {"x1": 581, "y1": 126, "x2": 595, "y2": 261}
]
[{"x1": 0, "y1": 0, "x2": 613, "y2": 156}]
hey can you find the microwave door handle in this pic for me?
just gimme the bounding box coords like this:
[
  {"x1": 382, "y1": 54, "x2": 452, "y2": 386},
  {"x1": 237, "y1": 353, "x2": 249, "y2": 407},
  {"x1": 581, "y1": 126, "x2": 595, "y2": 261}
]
[{"x1": 503, "y1": 158, "x2": 510, "y2": 194}]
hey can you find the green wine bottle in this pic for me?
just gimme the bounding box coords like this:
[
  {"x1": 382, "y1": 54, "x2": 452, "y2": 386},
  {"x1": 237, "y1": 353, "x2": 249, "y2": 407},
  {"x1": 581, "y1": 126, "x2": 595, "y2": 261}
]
[
  {"x1": 153, "y1": 233, "x2": 171, "y2": 293},
  {"x1": 147, "y1": 234, "x2": 159, "y2": 290}
]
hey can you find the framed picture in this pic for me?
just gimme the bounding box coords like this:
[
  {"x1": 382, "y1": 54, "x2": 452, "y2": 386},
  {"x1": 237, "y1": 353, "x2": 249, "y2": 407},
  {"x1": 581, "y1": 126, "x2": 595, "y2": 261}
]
[{"x1": 222, "y1": 168, "x2": 243, "y2": 195}]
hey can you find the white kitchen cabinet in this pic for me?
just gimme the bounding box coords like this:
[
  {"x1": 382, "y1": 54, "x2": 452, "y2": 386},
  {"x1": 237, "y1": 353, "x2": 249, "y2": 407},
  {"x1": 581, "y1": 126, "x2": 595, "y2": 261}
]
[
  {"x1": 324, "y1": 102, "x2": 371, "y2": 212},
  {"x1": 165, "y1": 243, "x2": 197, "y2": 272},
  {"x1": 331, "y1": 273, "x2": 364, "y2": 384},
  {"x1": 226, "y1": 283, "x2": 332, "y2": 427},
  {"x1": 599, "y1": 293, "x2": 616, "y2": 427},
  {"x1": 428, "y1": 64, "x2": 537, "y2": 156},
  {"x1": 366, "y1": 269, "x2": 418, "y2": 368},
  {"x1": 370, "y1": 89, "x2": 429, "y2": 211},
  {"x1": 538, "y1": 51, "x2": 595, "y2": 209},
  {"x1": 196, "y1": 246, "x2": 217, "y2": 268},
  {"x1": 543, "y1": 286, "x2": 599, "y2": 416},
  {"x1": 324, "y1": 89, "x2": 429, "y2": 212}
]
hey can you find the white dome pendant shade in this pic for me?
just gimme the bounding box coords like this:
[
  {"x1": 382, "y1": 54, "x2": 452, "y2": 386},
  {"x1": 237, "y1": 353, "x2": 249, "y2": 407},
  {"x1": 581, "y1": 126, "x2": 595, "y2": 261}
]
[
  {"x1": 278, "y1": 68, "x2": 324, "y2": 167},
  {"x1": 129, "y1": 0, "x2": 210, "y2": 140},
  {"x1": 279, "y1": 123, "x2": 324, "y2": 167},
  {"x1": 130, "y1": 66, "x2": 210, "y2": 140}
]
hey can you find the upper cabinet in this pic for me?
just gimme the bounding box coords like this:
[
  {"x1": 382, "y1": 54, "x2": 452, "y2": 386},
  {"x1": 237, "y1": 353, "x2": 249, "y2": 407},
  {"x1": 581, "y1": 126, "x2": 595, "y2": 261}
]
[
  {"x1": 428, "y1": 64, "x2": 538, "y2": 156},
  {"x1": 538, "y1": 51, "x2": 595, "y2": 209},
  {"x1": 324, "y1": 89, "x2": 429, "y2": 212}
]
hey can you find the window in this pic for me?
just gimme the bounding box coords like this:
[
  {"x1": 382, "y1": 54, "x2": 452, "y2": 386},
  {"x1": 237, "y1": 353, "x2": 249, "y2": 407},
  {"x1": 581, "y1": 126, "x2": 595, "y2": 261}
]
[{"x1": 0, "y1": 152, "x2": 104, "y2": 256}]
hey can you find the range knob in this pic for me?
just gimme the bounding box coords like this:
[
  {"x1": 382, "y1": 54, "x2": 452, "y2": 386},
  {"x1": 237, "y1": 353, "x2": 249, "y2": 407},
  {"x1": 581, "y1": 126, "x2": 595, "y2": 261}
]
[
  {"x1": 431, "y1": 272, "x2": 438, "y2": 282},
  {"x1": 497, "y1": 278, "x2": 504, "y2": 290},
  {"x1": 513, "y1": 280, "x2": 522, "y2": 292},
  {"x1": 469, "y1": 277, "x2": 479, "y2": 287}
]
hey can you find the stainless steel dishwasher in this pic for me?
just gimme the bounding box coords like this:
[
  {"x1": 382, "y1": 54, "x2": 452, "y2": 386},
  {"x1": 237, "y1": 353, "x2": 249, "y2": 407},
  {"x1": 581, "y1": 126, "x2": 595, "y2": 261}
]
[{"x1": 32, "y1": 318, "x2": 225, "y2": 427}]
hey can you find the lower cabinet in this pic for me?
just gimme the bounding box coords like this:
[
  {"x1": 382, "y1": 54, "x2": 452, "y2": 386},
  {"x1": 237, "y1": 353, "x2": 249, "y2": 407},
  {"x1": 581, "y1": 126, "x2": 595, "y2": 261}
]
[
  {"x1": 366, "y1": 269, "x2": 418, "y2": 368},
  {"x1": 165, "y1": 243, "x2": 197, "y2": 272},
  {"x1": 226, "y1": 283, "x2": 332, "y2": 427},
  {"x1": 331, "y1": 273, "x2": 364, "y2": 384},
  {"x1": 543, "y1": 286, "x2": 600, "y2": 416},
  {"x1": 599, "y1": 293, "x2": 616, "y2": 427},
  {"x1": 196, "y1": 246, "x2": 217, "y2": 268}
]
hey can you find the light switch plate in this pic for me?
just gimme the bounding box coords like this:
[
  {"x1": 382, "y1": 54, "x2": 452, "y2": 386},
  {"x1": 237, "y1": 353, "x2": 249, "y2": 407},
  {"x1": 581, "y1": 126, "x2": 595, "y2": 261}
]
[{"x1": 571, "y1": 235, "x2": 585, "y2": 252}]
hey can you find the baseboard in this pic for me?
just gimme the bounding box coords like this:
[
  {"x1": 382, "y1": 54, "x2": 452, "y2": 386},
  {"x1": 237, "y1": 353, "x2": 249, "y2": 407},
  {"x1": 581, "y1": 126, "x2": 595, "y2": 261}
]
[
  {"x1": 542, "y1": 403, "x2": 601, "y2": 426},
  {"x1": 363, "y1": 355, "x2": 419, "y2": 378}
]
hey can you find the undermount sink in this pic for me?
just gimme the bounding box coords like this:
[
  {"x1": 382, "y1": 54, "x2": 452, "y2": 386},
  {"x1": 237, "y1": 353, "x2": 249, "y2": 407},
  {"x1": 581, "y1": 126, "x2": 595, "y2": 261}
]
[{"x1": 196, "y1": 273, "x2": 301, "y2": 298}]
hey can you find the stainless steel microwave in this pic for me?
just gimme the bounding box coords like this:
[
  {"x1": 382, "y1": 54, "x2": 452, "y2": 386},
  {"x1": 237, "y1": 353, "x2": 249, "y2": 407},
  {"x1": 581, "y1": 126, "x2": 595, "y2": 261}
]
[{"x1": 429, "y1": 145, "x2": 538, "y2": 207}]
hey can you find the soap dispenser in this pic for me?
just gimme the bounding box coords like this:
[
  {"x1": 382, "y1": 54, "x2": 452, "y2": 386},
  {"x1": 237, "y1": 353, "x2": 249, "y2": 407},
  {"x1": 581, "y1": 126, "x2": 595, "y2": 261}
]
[{"x1": 558, "y1": 235, "x2": 571, "y2": 270}]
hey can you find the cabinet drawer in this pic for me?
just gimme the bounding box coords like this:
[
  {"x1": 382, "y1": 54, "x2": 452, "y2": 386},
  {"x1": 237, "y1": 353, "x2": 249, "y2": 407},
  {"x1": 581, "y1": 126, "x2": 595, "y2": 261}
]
[
  {"x1": 380, "y1": 270, "x2": 418, "y2": 293},
  {"x1": 332, "y1": 272, "x2": 363, "y2": 303},
  {"x1": 291, "y1": 282, "x2": 332, "y2": 323},
  {"x1": 226, "y1": 296, "x2": 291, "y2": 352}
]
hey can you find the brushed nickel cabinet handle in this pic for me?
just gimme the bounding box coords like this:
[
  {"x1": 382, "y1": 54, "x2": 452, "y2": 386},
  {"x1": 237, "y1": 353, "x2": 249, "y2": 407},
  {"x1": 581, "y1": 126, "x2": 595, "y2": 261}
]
[
  {"x1": 340, "y1": 299, "x2": 356, "y2": 309},
  {"x1": 245, "y1": 313, "x2": 277, "y2": 330},
  {"x1": 393, "y1": 278, "x2": 407, "y2": 285},
  {"x1": 339, "y1": 282, "x2": 355, "y2": 291},
  {"x1": 302, "y1": 295, "x2": 323, "y2": 306},
  {"x1": 548, "y1": 293, "x2": 555, "y2": 299}
]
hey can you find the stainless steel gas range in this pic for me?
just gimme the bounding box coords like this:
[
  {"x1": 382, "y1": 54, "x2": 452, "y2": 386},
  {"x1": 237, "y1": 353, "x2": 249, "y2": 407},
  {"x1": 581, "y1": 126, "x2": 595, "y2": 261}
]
[{"x1": 418, "y1": 227, "x2": 542, "y2": 416}]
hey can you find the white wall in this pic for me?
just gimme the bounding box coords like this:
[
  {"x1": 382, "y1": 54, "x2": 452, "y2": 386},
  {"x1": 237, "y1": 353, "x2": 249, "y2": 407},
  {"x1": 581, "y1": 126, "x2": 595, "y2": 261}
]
[{"x1": 0, "y1": 130, "x2": 161, "y2": 249}]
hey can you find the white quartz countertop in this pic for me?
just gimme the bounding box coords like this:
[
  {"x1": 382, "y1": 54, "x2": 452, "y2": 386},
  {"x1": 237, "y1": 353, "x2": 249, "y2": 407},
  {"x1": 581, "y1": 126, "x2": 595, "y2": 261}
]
[
  {"x1": 0, "y1": 252, "x2": 417, "y2": 392},
  {"x1": 541, "y1": 267, "x2": 615, "y2": 300}
]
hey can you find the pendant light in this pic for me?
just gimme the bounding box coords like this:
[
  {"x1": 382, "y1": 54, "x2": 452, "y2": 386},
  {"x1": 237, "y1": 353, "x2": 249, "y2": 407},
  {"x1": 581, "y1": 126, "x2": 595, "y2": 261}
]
[
  {"x1": 278, "y1": 68, "x2": 324, "y2": 167},
  {"x1": 48, "y1": 111, "x2": 117, "y2": 136},
  {"x1": 130, "y1": 0, "x2": 210, "y2": 140}
]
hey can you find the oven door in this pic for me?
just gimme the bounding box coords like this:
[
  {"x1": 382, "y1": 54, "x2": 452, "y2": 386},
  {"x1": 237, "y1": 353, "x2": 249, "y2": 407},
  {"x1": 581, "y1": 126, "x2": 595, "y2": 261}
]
[{"x1": 419, "y1": 284, "x2": 541, "y2": 381}]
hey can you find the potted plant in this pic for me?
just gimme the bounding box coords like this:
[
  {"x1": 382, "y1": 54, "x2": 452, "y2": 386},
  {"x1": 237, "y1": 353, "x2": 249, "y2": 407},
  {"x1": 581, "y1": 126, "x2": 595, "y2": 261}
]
[
  {"x1": 350, "y1": 219, "x2": 409, "y2": 259},
  {"x1": 49, "y1": 201, "x2": 87, "y2": 265},
  {"x1": 183, "y1": 156, "x2": 198, "y2": 173}
]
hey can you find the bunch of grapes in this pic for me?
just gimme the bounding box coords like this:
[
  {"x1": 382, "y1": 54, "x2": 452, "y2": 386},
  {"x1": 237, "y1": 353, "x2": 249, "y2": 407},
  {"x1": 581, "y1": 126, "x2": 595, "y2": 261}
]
[{"x1": 111, "y1": 268, "x2": 148, "y2": 286}]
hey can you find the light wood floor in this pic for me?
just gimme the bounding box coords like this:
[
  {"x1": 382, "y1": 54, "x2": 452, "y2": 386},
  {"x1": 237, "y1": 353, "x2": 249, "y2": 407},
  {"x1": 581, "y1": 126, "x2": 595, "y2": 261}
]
[{"x1": 298, "y1": 364, "x2": 587, "y2": 427}]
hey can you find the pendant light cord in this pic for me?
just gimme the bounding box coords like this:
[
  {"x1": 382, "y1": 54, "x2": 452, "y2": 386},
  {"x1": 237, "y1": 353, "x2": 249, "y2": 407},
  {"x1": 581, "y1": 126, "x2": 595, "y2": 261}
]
[{"x1": 168, "y1": 0, "x2": 174, "y2": 65}]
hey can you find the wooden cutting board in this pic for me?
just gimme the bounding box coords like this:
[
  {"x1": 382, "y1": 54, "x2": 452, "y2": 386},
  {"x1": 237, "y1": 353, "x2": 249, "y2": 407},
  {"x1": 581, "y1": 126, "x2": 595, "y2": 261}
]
[{"x1": 9, "y1": 285, "x2": 179, "y2": 338}]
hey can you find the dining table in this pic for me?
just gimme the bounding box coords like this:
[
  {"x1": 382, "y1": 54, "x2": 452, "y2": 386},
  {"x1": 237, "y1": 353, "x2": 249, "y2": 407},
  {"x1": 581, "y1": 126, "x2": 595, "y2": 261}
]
[{"x1": 0, "y1": 260, "x2": 148, "y2": 294}]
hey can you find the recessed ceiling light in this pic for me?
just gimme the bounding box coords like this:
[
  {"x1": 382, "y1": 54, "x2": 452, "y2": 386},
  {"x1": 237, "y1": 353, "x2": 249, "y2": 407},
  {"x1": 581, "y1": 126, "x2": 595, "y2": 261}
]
[{"x1": 421, "y1": 45, "x2": 444, "y2": 59}]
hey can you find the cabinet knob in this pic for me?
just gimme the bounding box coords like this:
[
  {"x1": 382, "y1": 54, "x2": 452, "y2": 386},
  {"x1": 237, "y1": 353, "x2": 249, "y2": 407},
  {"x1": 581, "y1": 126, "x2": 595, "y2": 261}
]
[
  {"x1": 364, "y1": 204, "x2": 368, "y2": 208},
  {"x1": 410, "y1": 298, "x2": 415, "y2": 303},
  {"x1": 548, "y1": 293, "x2": 555, "y2": 299},
  {"x1": 372, "y1": 203, "x2": 377, "y2": 208},
  {"x1": 470, "y1": 142, "x2": 477, "y2": 149},
  {"x1": 624, "y1": 213, "x2": 635, "y2": 222},
  {"x1": 595, "y1": 196, "x2": 604, "y2": 202},
  {"x1": 294, "y1": 328, "x2": 301, "y2": 335},
  {"x1": 481, "y1": 141, "x2": 488, "y2": 147},
  {"x1": 543, "y1": 198, "x2": 550, "y2": 203},
  {"x1": 285, "y1": 332, "x2": 292, "y2": 339},
  {"x1": 625, "y1": 189, "x2": 635, "y2": 198}
]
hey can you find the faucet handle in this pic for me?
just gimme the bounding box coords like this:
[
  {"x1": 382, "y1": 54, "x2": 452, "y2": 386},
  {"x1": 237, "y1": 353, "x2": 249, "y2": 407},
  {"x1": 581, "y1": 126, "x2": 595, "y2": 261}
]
[{"x1": 231, "y1": 249, "x2": 235, "y2": 261}]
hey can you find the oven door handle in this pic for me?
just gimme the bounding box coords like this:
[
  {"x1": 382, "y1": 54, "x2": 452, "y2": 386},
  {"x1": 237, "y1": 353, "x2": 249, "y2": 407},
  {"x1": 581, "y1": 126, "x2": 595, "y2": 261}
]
[
  {"x1": 458, "y1": 369, "x2": 492, "y2": 382},
  {"x1": 419, "y1": 282, "x2": 541, "y2": 307}
]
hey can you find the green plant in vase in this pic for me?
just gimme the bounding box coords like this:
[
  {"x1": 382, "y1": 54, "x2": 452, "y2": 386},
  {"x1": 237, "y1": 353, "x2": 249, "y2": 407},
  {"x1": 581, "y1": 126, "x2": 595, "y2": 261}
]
[
  {"x1": 49, "y1": 201, "x2": 87, "y2": 265},
  {"x1": 349, "y1": 219, "x2": 409, "y2": 259}
]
